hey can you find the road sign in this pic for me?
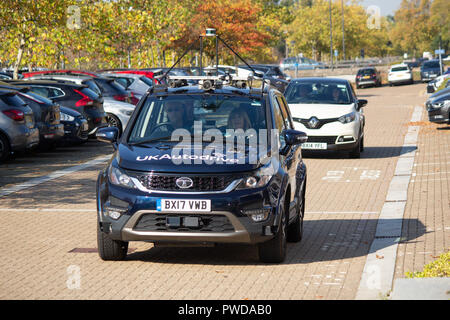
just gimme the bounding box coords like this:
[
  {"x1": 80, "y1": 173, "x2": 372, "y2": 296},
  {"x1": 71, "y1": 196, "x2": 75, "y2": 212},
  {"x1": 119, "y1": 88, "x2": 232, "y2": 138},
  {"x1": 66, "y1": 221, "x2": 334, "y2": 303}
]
[{"x1": 435, "y1": 49, "x2": 445, "y2": 55}]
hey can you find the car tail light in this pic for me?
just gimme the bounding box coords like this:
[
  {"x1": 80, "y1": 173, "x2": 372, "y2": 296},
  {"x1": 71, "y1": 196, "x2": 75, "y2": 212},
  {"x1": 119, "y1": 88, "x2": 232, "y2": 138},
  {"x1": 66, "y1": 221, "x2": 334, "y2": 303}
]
[
  {"x1": 130, "y1": 92, "x2": 139, "y2": 105},
  {"x1": 74, "y1": 89, "x2": 94, "y2": 107},
  {"x1": 2, "y1": 109, "x2": 24, "y2": 121},
  {"x1": 113, "y1": 94, "x2": 128, "y2": 102}
]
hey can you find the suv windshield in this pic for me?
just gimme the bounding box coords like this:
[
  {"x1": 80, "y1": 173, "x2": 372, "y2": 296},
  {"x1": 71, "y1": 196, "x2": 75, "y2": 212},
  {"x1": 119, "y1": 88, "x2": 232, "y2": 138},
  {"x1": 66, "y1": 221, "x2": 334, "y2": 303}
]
[
  {"x1": 128, "y1": 94, "x2": 267, "y2": 144},
  {"x1": 284, "y1": 80, "x2": 352, "y2": 104},
  {"x1": 423, "y1": 61, "x2": 440, "y2": 69}
]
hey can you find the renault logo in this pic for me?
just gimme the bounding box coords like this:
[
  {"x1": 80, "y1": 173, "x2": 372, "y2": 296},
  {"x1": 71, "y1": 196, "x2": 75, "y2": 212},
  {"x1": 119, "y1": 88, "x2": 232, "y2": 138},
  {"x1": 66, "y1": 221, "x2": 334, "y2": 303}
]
[
  {"x1": 308, "y1": 117, "x2": 319, "y2": 129},
  {"x1": 176, "y1": 177, "x2": 194, "y2": 189}
]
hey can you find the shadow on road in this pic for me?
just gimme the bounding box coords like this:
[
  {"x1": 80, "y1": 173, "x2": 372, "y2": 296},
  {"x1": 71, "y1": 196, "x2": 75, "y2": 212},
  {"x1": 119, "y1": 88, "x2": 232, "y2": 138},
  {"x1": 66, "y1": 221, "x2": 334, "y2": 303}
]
[{"x1": 124, "y1": 218, "x2": 426, "y2": 266}]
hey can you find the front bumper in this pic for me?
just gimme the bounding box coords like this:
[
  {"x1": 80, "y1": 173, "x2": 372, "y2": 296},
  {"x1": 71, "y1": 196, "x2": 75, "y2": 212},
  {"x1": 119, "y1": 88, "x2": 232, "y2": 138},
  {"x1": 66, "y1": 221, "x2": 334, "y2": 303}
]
[
  {"x1": 427, "y1": 107, "x2": 450, "y2": 124},
  {"x1": 97, "y1": 177, "x2": 282, "y2": 245}
]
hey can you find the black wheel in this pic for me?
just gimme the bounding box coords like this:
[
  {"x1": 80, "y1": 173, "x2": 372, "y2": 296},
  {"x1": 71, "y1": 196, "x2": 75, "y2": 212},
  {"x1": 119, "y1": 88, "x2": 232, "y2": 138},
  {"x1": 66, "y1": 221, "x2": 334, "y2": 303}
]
[
  {"x1": 0, "y1": 133, "x2": 11, "y2": 162},
  {"x1": 287, "y1": 183, "x2": 306, "y2": 243},
  {"x1": 258, "y1": 200, "x2": 288, "y2": 263},
  {"x1": 359, "y1": 136, "x2": 364, "y2": 152},
  {"x1": 106, "y1": 113, "x2": 122, "y2": 136},
  {"x1": 97, "y1": 222, "x2": 128, "y2": 261},
  {"x1": 349, "y1": 139, "x2": 361, "y2": 158}
]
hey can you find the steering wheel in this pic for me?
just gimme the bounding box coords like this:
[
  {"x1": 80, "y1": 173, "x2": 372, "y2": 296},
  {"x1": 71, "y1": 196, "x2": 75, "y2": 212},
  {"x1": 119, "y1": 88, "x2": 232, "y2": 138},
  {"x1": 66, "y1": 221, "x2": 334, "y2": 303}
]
[{"x1": 148, "y1": 123, "x2": 174, "y2": 136}]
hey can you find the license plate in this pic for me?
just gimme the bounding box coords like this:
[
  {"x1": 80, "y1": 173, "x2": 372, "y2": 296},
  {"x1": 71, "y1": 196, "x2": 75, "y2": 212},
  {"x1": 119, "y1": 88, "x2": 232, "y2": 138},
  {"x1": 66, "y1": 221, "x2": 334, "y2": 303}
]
[
  {"x1": 302, "y1": 142, "x2": 327, "y2": 150},
  {"x1": 363, "y1": 76, "x2": 370, "y2": 79},
  {"x1": 430, "y1": 74, "x2": 437, "y2": 78},
  {"x1": 157, "y1": 199, "x2": 211, "y2": 212}
]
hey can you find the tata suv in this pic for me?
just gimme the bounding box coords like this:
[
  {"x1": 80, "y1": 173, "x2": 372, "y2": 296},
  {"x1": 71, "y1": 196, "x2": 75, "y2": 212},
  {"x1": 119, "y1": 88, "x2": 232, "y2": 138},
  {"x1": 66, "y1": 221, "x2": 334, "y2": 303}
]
[{"x1": 95, "y1": 80, "x2": 308, "y2": 263}]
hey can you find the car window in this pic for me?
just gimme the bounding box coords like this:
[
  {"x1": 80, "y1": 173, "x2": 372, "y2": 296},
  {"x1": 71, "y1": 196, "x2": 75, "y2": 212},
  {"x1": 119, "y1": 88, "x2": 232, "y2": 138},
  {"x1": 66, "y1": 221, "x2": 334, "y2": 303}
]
[
  {"x1": 272, "y1": 97, "x2": 286, "y2": 149},
  {"x1": 128, "y1": 94, "x2": 267, "y2": 143},
  {"x1": 0, "y1": 93, "x2": 27, "y2": 108},
  {"x1": 423, "y1": 61, "x2": 440, "y2": 68},
  {"x1": 276, "y1": 95, "x2": 293, "y2": 130},
  {"x1": 358, "y1": 69, "x2": 375, "y2": 75},
  {"x1": 391, "y1": 66, "x2": 408, "y2": 72},
  {"x1": 28, "y1": 86, "x2": 51, "y2": 98},
  {"x1": 285, "y1": 80, "x2": 352, "y2": 105}
]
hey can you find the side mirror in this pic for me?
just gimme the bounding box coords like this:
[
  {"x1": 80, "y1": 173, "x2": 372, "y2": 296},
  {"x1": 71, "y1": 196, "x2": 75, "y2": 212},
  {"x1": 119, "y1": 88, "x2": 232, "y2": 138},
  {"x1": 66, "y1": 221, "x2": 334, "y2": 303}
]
[
  {"x1": 96, "y1": 126, "x2": 119, "y2": 144},
  {"x1": 284, "y1": 129, "x2": 308, "y2": 145},
  {"x1": 357, "y1": 99, "x2": 368, "y2": 109}
]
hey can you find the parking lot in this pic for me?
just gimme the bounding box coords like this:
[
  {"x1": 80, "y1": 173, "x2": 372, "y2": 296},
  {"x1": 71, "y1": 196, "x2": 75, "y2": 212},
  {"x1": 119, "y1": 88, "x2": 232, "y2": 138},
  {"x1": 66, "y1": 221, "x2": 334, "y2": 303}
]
[{"x1": 0, "y1": 82, "x2": 448, "y2": 300}]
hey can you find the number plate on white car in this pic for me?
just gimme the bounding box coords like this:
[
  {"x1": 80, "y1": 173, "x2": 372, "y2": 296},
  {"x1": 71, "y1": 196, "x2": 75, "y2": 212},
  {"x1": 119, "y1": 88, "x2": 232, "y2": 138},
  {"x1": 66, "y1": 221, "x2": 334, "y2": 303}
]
[
  {"x1": 302, "y1": 142, "x2": 327, "y2": 150},
  {"x1": 157, "y1": 199, "x2": 211, "y2": 212}
]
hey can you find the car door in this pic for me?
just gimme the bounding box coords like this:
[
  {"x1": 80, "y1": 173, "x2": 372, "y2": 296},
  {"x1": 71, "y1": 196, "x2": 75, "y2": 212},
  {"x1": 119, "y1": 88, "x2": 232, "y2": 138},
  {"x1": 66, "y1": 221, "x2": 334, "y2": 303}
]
[{"x1": 273, "y1": 92, "x2": 301, "y2": 222}]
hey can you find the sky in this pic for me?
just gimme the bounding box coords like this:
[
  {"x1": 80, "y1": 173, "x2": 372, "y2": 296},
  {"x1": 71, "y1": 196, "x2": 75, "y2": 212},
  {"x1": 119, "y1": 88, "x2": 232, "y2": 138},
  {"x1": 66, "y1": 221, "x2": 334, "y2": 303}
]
[{"x1": 360, "y1": 0, "x2": 403, "y2": 16}]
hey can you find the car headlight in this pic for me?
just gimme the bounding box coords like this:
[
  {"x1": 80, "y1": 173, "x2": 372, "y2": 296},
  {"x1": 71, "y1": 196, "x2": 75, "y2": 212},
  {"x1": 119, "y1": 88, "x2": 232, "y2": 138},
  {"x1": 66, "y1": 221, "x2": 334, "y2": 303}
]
[
  {"x1": 108, "y1": 165, "x2": 136, "y2": 188},
  {"x1": 120, "y1": 109, "x2": 133, "y2": 116},
  {"x1": 431, "y1": 100, "x2": 448, "y2": 109},
  {"x1": 338, "y1": 112, "x2": 356, "y2": 124},
  {"x1": 60, "y1": 112, "x2": 75, "y2": 121},
  {"x1": 237, "y1": 162, "x2": 275, "y2": 189}
]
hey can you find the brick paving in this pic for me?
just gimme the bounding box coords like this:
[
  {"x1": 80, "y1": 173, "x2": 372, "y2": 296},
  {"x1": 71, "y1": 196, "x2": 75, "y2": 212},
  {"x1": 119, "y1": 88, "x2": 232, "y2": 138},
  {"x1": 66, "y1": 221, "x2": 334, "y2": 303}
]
[{"x1": 0, "y1": 82, "x2": 447, "y2": 300}]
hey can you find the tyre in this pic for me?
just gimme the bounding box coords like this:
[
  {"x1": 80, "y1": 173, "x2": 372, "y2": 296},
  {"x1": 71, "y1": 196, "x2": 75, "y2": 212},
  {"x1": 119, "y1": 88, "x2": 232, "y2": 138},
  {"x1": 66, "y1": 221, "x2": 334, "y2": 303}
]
[
  {"x1": 258, "y1": 199, "x2": 288, "y2": 263},
  {"x1": 97, "y1": 222, "x2": 128, "y2": 261},
  {"x1": 0, "y1": 133, "x2": 11, "y2": 162},
  {"x1": 287, "y1": 183, "x2": 305, "y2": 243},
  {"x1": 359, "y1": 136, "x2": 364, "y2": 152},
  {"x1": 106, "y1": 113, "x2": 122, "y2": 136},
  {"x1": 349, "y1": 139, "x2": 361, "y2": 158}
]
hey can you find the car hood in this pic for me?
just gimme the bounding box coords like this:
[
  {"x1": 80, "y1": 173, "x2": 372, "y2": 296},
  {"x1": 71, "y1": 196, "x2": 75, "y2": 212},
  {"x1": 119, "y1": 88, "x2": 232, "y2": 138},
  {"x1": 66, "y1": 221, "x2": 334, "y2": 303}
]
[
  {"x1": 288, "y1": 103, "x2": 355, "y2": 119},
  {"x1": 115, "y1": 142, "x2": 273, "y2": 174}
]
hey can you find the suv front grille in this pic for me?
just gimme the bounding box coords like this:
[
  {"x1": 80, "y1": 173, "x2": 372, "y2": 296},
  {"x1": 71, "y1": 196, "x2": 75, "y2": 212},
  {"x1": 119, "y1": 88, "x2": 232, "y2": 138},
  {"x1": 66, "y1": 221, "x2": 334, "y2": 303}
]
[
  {"x1": 137, "y1": 174, "x2": 236, "y2": 192},
  {"x1": 134, "y1": 213, "x2": 235, "y2": 233}
]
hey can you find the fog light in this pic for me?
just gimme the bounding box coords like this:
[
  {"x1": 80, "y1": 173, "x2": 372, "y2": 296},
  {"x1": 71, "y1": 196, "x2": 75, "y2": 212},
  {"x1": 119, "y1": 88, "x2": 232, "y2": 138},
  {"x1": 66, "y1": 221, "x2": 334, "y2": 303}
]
[
  {"x1": 104, "y1": 206, "x2": 127, "y2": 220},
  {"x1": 243, "y1": 208, "x2": 270, "y2": 222}
]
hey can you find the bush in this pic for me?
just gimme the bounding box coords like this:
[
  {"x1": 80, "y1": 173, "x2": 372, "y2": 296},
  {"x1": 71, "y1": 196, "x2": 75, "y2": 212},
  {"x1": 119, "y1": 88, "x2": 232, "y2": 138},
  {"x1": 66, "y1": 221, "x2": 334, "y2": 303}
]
[{"x1": 406, "y1": 251, "x2": 450, "y2": 278}]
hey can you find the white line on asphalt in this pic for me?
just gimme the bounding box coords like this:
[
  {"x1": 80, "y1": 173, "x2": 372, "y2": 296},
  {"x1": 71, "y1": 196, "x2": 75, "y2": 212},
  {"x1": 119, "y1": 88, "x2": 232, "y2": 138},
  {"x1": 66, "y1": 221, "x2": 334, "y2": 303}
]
[
  {"x1": 0, "y1": 155, "x2": 110, "y2": 198},
  {"x1": 356, "y1": 105, "x2": 422, "y2": 300},
  {"x1": 306, "y1": 211, "x2": 378, "y2": 215}
]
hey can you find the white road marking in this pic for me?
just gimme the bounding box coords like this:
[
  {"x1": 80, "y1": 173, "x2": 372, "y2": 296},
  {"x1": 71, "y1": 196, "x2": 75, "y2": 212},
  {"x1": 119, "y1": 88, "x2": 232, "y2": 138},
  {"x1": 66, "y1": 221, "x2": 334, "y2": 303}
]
[{"x1": 0, "y1": 155, "x2": 110, "y2": 198}]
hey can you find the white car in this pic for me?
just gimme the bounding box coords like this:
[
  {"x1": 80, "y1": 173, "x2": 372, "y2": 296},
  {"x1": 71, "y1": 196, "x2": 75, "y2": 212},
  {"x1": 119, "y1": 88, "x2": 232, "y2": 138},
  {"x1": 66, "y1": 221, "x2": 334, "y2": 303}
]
[
  {"x1": 388, "y1": 64, "x2": 414, "y2": 86},
  {"x1": 284, "y1": 78, "x2": 367, "y2": 158}
]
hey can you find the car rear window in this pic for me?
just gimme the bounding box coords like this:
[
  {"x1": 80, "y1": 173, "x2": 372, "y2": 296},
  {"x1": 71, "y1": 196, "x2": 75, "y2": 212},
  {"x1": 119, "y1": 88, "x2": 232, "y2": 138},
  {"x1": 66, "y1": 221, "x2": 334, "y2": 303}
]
[
  {"x1": 358, "y1": 69, "x2": 375, "y2": 75},
  {"x1": 0, "y1": 92, "x2": 27, "y2": 107},
  {"x1": 95, "y1": 78, "x2": 127, "y2": 96},
  {"x1": 391, "y1": 66, "x2": 408, "y2": 72},
  {"x1": 423, "y1": 61, "x2": 440, "y2": 68},
  {"x1": 84, "y1": 80, "x2": 102, "y2": 95},
  {"x1": 80, "y1": 87, "x2": 100, "y2": 100}
]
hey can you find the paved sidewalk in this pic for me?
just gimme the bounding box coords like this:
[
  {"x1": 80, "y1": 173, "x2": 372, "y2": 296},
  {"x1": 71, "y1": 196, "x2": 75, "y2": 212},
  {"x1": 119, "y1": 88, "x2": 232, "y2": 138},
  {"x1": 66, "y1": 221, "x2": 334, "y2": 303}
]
[{"x1": 392, "y1": 104, "x2": 450, "y2": 299}]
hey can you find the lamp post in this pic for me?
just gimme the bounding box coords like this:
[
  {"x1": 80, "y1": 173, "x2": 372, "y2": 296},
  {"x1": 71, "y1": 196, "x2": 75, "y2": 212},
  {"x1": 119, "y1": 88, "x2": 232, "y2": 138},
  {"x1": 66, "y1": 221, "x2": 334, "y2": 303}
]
[{"x1": 342, "y1": 0, "x2": 345, "y2": 61}]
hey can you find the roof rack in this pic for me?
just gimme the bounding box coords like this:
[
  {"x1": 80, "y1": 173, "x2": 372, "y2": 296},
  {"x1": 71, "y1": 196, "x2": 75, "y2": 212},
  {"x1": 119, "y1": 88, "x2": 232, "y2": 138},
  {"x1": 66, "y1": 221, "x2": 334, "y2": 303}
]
[{"x1": 158, "y1": 28, "x2": 267, "y2": 92}]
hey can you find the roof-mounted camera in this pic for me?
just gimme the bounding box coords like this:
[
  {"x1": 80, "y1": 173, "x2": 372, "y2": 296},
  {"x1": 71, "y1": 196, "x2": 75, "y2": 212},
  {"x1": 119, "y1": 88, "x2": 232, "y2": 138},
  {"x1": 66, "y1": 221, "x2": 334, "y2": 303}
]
[{"x1": 161, "y1": 28, "x2": 264, "y2": 92}]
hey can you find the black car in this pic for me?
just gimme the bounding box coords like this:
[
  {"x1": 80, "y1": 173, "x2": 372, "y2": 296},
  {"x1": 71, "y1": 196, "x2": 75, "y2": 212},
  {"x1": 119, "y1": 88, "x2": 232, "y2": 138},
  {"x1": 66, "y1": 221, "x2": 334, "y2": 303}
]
[
  {"x1": 239, "y1": 64, "x2": 290, "y2": 92},
  {"x1": 421, "y1": 60, "x2": 442, "y2": 82},
  {"x1": 0, "y1": 81, "x2": 64, "y2": 148},
  {"x1": 426, "y1": 91, "x2": 450, "y2": 124},
  {"x1": 95, "y1": 76, "x2": 308, "y2": 263},
  {"x1": 355, "y1": 67, "x2": 382, "y2": 88},
  {"x1": 6, "y1": 80, "x2": 107, "y2": 134},
  {"x1": 59, "y1": 106, "x2": 89, "y2": 144}
]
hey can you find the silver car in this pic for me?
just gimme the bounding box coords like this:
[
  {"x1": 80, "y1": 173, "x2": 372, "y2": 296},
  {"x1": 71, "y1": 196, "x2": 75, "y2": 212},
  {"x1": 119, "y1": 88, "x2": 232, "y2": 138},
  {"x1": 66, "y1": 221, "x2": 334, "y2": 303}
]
[
  {"x1": 0, "y1": 89, "x2": 39, "y2": 161},
  {"x1": 23, "y1": 74, "x2": 135, "y2": 135}
]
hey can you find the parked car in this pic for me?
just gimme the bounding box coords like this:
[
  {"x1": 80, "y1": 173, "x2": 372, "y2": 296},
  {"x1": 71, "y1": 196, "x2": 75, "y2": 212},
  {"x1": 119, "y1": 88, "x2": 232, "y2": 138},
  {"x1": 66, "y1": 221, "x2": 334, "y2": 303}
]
[
  {"x1": 426, "y1": 73, "x2": 450, "y2": 93},
  {"x1": 247, "y1": 64, "x2": 290, "y2": 80},
  {"x1": 284, "y1": 77, "x2": 367, "y2": 158},
  {"x1": 0, "y1": 89, "x2": 39, "y2": 161},
  {"x1": 426, "y1": 91, "x2": 450, "y2": 125},
  {"x1": 6, "y1": 80, "x2": 107, "y2": 135},
  {"x1": 59, "y1": 106, "x2": 89, "y2": 144},
  {"x1": 0, "y1": 81, "x2": 64, "y2": 149},
  {"x1": 23, "y1": 75, "x2": 135, "y2": 136},
  {"x1": 22, "y1": 70, "x2": 139, "y2": 105},
  {"x1": 98, "y1": 72, "x2": 153, "y2": 101},
  {"x1": 94, "y1": 75, "x2": 308, "y2": 263},
  {"x1": 421, "y1": 59, "x2": 442, "y2": 82},
  {"x1": 388, "y1": 64, "x2": 413, "y2": 86},
  {"x1": 355, "y1": 67, "x2": 382, "y2": 88}
]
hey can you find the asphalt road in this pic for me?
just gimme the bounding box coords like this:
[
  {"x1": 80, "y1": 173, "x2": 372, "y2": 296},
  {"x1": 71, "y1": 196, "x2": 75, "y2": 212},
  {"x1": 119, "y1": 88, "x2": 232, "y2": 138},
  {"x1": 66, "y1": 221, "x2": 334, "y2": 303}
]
[{"x1": 0, "y1": 81, "x2": 447, "y2": 300}]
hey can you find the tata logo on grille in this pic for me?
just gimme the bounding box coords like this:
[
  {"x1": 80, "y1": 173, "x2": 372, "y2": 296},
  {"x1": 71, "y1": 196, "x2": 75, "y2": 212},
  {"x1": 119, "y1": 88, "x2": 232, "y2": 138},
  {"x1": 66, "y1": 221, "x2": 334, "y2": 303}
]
[
  {"x1": 176, "y1": 177, "x2": 194, "y2": 189},
  {"x1": 308, "y1": 117, "x2": 320, "y2": 129}
]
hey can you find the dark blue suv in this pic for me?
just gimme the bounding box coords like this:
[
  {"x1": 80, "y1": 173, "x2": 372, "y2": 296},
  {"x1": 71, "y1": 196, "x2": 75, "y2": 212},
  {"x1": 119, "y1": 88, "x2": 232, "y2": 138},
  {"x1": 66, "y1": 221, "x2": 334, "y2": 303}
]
[{"x1": 96, "y1": 81, "x2": 308, "y2": 263}]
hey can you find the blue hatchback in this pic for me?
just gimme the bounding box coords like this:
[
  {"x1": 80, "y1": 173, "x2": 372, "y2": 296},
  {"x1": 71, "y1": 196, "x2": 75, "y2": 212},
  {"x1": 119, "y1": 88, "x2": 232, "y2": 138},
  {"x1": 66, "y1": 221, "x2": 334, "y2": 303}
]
[{"x1": 96, "y1": 81, "x2": 308, "y2": 263}]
